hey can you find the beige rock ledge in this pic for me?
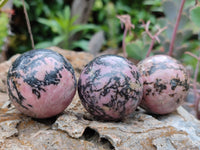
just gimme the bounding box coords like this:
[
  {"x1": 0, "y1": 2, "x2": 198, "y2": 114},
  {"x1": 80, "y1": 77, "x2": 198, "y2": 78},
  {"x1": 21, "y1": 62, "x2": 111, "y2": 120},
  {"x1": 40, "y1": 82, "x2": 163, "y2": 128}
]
[{"x1": 0, "y1": 47, "x2": 200, "y2": 150}]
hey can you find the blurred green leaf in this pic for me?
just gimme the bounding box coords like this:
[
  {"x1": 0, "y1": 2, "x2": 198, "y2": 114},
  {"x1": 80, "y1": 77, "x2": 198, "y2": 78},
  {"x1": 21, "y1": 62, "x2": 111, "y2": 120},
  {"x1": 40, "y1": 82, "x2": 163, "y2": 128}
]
[
  {"x1": 0, "y1": 0, "x2": 8, "y2": 8},
  {"x1": 163, "y1": 0, "x2": 177, "y2": 22},
  {"x1": 166, "y1": 23, "x2": 174, "y2": 39},
  {"x1": 38, "y1": 18, "x2": 61, "y2": 33},
  {"x1": 0, "y1": 13, "x2": 9, "y2": 52},
  {"x1": 116, "y1": 2, "x2": 131, "y2": 13},
  {"x1": 126, "y1": 40, "x2": 147, "y2": 60},
  {"x1": 13, "y1": 0, "x2": 29, "y2": 9},
  {"x1": 35, "y1": 41, "x2": 54, "y2": 49},
  {"x1": 72, "y1": 40, "x2": 89, "y2": 51},
  {"x1": 36, "y1": 6, "x2": 99, "y2": 50},
  {"x1": 179, "y1": 14, "x2": 189, "y2": 29},
  {"x1": 53, "y1": 36, "x2": 66, "y2": 45},
  {"x1": 190, "y1": 6, "x2": 200, "y2": 26}
]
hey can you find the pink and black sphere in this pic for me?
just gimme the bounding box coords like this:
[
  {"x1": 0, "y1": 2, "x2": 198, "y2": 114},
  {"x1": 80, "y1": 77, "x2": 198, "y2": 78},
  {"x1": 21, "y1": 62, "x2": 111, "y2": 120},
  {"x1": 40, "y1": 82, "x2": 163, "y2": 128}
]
[
  {"x1": 78, "y1": 55, "x2": 143, "y2": 121},
  {"x1": 7, "y1": 49, "x2": 76, "y2": 118},
  {"x1": 137, "y1": 55, "x2": 189, "y2": 115}
]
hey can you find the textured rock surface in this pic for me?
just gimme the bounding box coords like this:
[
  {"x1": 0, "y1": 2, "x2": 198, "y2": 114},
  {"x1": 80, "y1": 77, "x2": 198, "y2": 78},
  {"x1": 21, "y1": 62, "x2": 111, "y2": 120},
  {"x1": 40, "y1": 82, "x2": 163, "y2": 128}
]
[{"x1": 0, "y1": 47, "x2": 200, "y2": 149}]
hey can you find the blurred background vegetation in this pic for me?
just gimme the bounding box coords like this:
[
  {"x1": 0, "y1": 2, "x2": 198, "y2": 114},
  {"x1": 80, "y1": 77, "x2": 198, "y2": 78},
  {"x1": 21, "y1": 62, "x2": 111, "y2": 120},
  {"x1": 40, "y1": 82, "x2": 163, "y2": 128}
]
[
  {"x1": 7, "y1": 0, "x2": 157, "y2": 53},
  {"x1": 0, "y1": 0, "x2": 199, "y2": 80}
]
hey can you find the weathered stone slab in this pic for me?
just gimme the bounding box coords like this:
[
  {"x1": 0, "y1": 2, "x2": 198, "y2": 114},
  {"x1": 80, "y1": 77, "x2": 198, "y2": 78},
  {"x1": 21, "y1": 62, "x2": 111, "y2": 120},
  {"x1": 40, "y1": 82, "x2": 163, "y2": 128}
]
[{"x1": 53, "y1": 103, "x2": 200, "y2": 149}]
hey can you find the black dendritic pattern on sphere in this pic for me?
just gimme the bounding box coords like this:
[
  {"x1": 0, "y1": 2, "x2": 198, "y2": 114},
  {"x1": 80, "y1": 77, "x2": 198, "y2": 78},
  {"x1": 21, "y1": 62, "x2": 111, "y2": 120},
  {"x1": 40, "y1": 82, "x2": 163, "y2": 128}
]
[{"x1": 78, "y1": 55, "x2": 142, "y2": 120}]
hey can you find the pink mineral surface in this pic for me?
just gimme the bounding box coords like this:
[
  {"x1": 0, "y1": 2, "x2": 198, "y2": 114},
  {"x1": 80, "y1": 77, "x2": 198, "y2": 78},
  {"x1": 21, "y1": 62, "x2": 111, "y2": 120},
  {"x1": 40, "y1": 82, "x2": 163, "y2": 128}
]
[
  {"x1": 7, "y1": 49, "x2": 76, "y2": 118},
  {"x1": 78, "y1": 55, "x2": 143, "y2": 121},
  {"x1": 137, "y1": 55, "x2": 189, "y2": 115}
]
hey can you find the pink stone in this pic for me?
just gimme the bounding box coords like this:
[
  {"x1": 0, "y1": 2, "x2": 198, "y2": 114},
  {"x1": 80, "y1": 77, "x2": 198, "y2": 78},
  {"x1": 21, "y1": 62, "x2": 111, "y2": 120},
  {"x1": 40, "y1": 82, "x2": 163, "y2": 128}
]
[
  {"x1": 7, "y1": 49, "x2": 76, "y2": 118},
  {"x1": 137, "y1": 55, "x2": 189, "y2": 115},
  {"x1": 78, "y1": 55, "x2": 143, "y2": 121}
]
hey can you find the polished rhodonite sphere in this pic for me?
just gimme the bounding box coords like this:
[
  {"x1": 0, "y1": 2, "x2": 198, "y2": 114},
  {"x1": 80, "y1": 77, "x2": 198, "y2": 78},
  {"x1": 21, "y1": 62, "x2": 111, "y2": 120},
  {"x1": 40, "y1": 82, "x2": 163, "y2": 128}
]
[
  {"x1": 7, "y1": 49, "x2": 76, "y2": 118},
  {"x1": 78, "y1": 55, "x2": 143, "y2": 121},
  {"x1": 137, "y1": 55, "x2": 189, "y2": 115}
]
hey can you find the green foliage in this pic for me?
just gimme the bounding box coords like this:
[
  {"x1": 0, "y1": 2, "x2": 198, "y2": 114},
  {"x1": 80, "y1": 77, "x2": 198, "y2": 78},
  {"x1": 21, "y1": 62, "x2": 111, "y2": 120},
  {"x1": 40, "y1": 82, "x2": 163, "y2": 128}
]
[
  {"x1": 126, "y1": 0, "x2": 199, "y2": 61},
  {"x1": 144, "y1": 0, "x2": 162, "y2": 12},
  {"x1": 13, "y1": 0, "x2": 26, "y2": 8},
  {"x1": 0, "y1": 13, "x2": 9, "y2": 52},
  {"x1": 0, "y1": 0, "x2": 8, "y2": 8},
  {"x1": 93, "y1": 1, "x2": 121, "y2": 48},
  {"x1": 183, "y1": 47, "x2": 199, "y2": 70},
  {"x1": 36, "y1": 6, "x2": 100, "y2": 50},
  {"x1": 9, "y1": 1, "x2": 100, "y2": 53},
  {"x1": 190, "y1": 6, "x2": 200, "y2": 27},
  {"x1": 9, "y1": 0, "x2": 69, "y2": 53},
  {"x1": 93, "y1": 0, "x2": 156, "y2": 50},
  {"x1": 9, "y1": 0, "x2": 158, "y2": 54},
  {"x1": 156, "y1": 0, "x2": 196, "y2": 58},
  {"x1": 188, "y1": 5, "x2": 200, "y2": 82},
  {"x1": 126, "y1": 40, "x2": 149, "y2": 60},
  {"x1": 13, "y1": 0, "x2": 64, "y2": 17}
]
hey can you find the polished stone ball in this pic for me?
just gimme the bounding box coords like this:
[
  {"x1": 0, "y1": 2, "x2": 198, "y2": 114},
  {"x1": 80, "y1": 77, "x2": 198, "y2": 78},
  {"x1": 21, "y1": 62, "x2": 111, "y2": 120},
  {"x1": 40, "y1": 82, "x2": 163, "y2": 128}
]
[
  {"x1": 7, "y1": 49, "x2": 76, "y2": 118},
  {"x1": 78, "y1": 55, "x2": 143, "y2": 121},
  {"x1": 137, "y1": 55, "x2": 189, "y2": 115}
]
